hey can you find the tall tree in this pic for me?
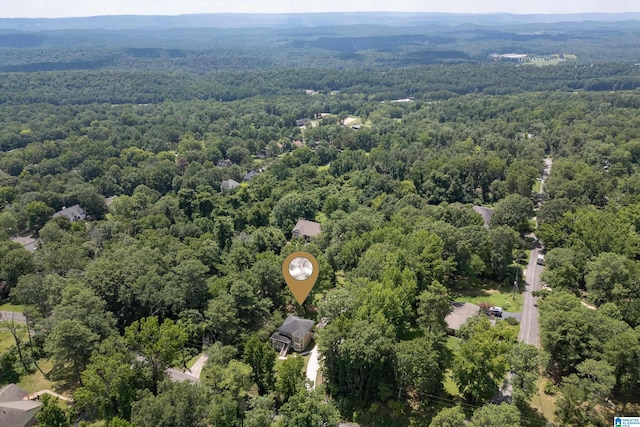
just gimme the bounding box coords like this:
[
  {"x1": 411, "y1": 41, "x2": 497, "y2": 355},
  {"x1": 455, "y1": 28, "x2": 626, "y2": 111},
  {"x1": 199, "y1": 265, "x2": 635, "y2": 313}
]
[
  {"x1": 35, "y1": 394, "x2": 70, "y2": 427},
  {"x1": 490, "y1": 194, "x2": 534, "y2": 233},
  {"x1": 278, "y1": 388, "x2": 340, "y2": 427},
  {"x1": 25, "y1": 201, "x2": 54, "y2": 231},
  {"x1": 393, "y1": 335, "x2": 448, "y2": 400},
  {"x1": 74, "y1": 337, "x2": 138, "y2": 421},
  {"x1": 470, "y1": 403, "x2": 521, "y2": 427},
  {"x1": 243, "y1": 335, "x2": 275, "y2": 395},
  {"x1": 131, "y1": 380, "x2": 209, "y2": 427},
  {"x1": 452, "y1": 317, "x2": 514, "y2": 403},
  {"x1": 45, "y1": 319, "x2": 99, "y2": 385},
  {"x1": 417, "y1": 280, "x2": 452, "y2": 334},
  {"x1": 125, "y1": 316, "x2": 187, "y2": 394},
  {"x1": 275, "y1": 355, "x2": 305, "y2": 404},
  {"x1": 429, "y1": 406, "x2": 466, "y2": 427}
]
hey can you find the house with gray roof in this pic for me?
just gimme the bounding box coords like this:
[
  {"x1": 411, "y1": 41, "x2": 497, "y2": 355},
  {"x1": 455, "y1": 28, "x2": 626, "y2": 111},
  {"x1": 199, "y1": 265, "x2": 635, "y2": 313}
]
[
  {"x1": 220, "y1": 179, "x2": 240, "y2": 191},
  {"x1": 243, "y1": 170, "x2": 259, "y2": 182},
  {"x1": 292, "y1": 219, "x2": 321, "y2": 240},
  {"x1": 445, "y1": 302, "x2": 480, "y2": 332},
  {"x1": 270, "y1": 315, "x2": 315, "y2": 353},
  {"x1": 52, "y1": 204, "x2": 86, "y2": 222},
  {"x1": 0, "y1": 384, "x2": 42, "y2": 427}
]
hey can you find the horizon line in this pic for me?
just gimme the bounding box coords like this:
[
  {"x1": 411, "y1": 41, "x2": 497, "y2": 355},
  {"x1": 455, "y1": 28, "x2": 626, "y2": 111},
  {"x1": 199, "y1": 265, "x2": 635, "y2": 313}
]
[{"x1": 3, "y1": 10, "x2": 640, "y2": 20}]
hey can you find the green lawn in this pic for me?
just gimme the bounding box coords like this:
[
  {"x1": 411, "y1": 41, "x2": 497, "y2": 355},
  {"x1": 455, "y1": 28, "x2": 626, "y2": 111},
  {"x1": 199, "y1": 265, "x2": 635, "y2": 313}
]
[
  {"x1": 454, "y1": 289, "x2": 524, "y2": 313},
  {"x1": 530, "y1": 377, "x2": 558, "y2": 423},
  {"x1": 0, "y1": 302, "x2": 25, "y2": 312},
  {"x1": 532, "y1": 180, "x2": 542, "y2": 193},
  {"x1": 317, "y1": 165, "x2": 329, "y2": 172},
  {"x1": 0, "y1": 330, "x2": 17, "y2": 352}
]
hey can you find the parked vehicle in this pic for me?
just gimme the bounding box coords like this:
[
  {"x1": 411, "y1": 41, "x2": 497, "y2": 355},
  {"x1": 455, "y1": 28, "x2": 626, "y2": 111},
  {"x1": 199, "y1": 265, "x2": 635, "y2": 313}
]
[{"x1": 489, "y1": 306, "x2": 503, "y2": 317}]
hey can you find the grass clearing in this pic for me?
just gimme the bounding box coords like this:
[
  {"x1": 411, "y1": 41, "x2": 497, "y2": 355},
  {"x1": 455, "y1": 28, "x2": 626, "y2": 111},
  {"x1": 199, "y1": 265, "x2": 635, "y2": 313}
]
[
  {"x1": 532, "y1": 180, "x2": 542, "y2": 193},
  {"x1": 530, "y1": 377, "x2": 558, "y2": 423},
  {"x1": 0, "y1": 302, "x2": 25, "y2": 312},
  {"x1": 454, "y1": 288, "x2": 524, "y2": 313},
  {"x1": 17, "y1": 360, "x2": 67, "y2": 396},
  {"x1": 0, "y1": 330, "x2": 19, "y2": 352}
]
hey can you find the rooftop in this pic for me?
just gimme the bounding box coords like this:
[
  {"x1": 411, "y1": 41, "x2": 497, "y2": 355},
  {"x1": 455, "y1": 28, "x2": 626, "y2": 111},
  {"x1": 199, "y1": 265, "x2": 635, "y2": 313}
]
[
  {"x1": 445, "y1": 302, "x2": 480, "y2": 330},
  {"x1": 52, "y1": 204, "x2": 86, "y2": 222},
  {"x1": 292, "y1": 219, "x2": 321, "y2": 238},
  {"x1": 278, "y1": 315, "x2": 315, "y2": 339}
]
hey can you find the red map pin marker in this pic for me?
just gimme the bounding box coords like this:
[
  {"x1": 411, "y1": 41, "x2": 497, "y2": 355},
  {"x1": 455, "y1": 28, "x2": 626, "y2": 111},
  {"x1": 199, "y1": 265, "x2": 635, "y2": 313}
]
[{"x1": 283, "y1": 251, "x2": 319, "y2": 305}]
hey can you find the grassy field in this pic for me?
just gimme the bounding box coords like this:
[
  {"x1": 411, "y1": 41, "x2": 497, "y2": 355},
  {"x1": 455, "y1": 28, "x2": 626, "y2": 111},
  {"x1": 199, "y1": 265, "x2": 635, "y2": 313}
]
[
  {"x1": 0, "y1": 302, "x2": 25, "y2": 312},
  {"x1": 454, "y1": 288, "x2": 524, "y2": 312},
  {"x1": 443, "y1": 337, "x2": 462, "y2": 397},
  {"x1": 17, "y1": 360, "x2": 69, "y2": 396},
  {"x1": 530, "y1": 377, "x2": 558, "y2": 423},
  {"x1": 0, "y1": 330, "x2": 19, "y2": 352}
]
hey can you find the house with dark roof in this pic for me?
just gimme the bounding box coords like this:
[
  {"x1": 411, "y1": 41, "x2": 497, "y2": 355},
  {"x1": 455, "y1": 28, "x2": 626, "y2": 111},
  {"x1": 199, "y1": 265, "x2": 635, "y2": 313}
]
[
  {"x1": 270, "y1": 315, "x2": 315, "y2": 353},
  {"x1": 0, "y1": 384, "x2": 42, "y2": 427},
  {"x1": 292, "y1": 219, "x2": 322, "y2": 240},
  {"x1": 243, "y1": 170, "x2": 259, "y2": 182},
  {"x1": 52, "y1": 204, "x2": 86, "y2": 222},
  {"x1": 445, "y1": 302, "x2": 480, "y2": 332},
  {"x1": 296, "y1": 118, "x2": 311, "y2": 127},
  {"x1": 217, "y1": 159, "x2": 233, "y2": 167},
  {"x1": 220, "y1": 179, "x2": 240, "y2": 191}
]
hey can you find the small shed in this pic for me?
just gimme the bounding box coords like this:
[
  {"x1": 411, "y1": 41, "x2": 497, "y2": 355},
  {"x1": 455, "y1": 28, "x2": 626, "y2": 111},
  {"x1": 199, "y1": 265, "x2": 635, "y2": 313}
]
[
  {"x1": 220, "y1": 179, "x2": 240, "y2": 191},
  {"x1": 292, "y1": 219, "x2": 321, "y2": 239}
]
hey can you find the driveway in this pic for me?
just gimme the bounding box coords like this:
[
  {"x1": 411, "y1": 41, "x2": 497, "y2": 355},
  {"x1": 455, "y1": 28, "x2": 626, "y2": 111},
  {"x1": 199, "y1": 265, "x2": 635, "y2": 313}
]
[
  {"x1": 305, "y1": 344, "x2": 320, "y2": 390},
  {"x1": 0, "y1": 311, "x2": 26, "y2": 324}
]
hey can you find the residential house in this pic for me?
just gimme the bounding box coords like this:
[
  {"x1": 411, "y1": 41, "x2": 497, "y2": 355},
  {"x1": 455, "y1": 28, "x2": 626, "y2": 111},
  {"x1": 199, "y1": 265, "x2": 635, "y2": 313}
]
[
  {"x1": 243, "y1": 170, "x2": 259, "y2": 182},
  {"x1": 292, "y1": 219, "x2": 321, "y2": 240},
  {"x1": 444, "y1": 302, "x2": 480, "y2": 333},
  {"x1": 0, "y1": 384, "x2": 42, "y2": 427},
  {"x1": 220, "y1": 179, "x2": 240, "y2": 191},
  {"x1": 292, "y1": 140, "x2": 304, "y2": 149},
  {"x1": 217, "y1": 159, "x2": 233, "y2": 167},
  {"x1": 52, "y1": 204, "x2": 86, "y2": 222},
  {"x1": 296, "y1": 118, "x2": 311, "y2": 127},
  {"x1": 270, "y1": 315, "x2": 315, "y2": 353}
]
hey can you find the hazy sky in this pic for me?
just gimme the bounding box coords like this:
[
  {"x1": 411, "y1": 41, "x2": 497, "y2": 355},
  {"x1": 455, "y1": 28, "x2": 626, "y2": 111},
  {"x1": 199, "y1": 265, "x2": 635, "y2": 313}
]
[{"x1": 2, "y1": 0, "x2": 639, "y2": 18}]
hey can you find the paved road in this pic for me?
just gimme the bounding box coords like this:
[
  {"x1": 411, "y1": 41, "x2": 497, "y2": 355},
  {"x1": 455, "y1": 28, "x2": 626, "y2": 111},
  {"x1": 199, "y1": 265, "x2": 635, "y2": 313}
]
[
  {"x1": 188, "y1": 353, "x2": 208, "y2": 379},
  {"x1": 0, "y1": 311, "x2": 26, "y2": 324},
  {"x1": 518, "y1": 251, "x2": 543, "y2": 347},
  {"x1": 517, "y1": 157, "x2": 552, "y2": 348}
]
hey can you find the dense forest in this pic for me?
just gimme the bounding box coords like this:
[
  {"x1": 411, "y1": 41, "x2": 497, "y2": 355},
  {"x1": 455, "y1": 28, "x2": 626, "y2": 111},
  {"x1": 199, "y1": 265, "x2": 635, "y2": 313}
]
[{"x1": 1, "y1": 13, "x2": 640, "y2": 427}]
